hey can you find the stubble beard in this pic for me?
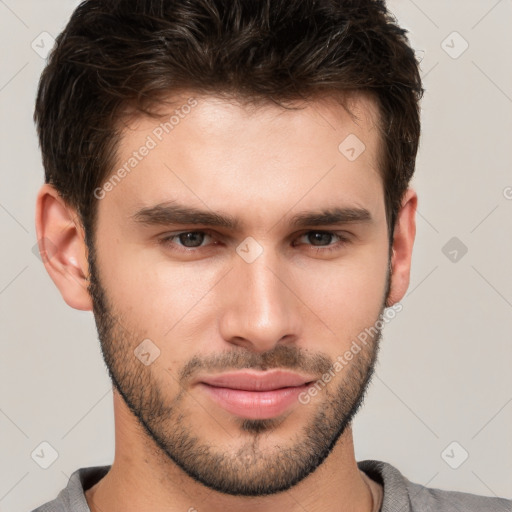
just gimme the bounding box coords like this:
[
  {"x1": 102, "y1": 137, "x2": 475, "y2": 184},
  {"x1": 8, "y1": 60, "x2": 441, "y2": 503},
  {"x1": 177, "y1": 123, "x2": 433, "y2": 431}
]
[{"x1": 87, "y1": 245, "x2": 390, "y2": 496}]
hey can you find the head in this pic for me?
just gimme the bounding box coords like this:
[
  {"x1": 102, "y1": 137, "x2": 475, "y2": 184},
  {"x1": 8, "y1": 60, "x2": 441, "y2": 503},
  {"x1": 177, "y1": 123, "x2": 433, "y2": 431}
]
[{"x1": 34, "y1": 0, "x2": 421, "y2": 497}]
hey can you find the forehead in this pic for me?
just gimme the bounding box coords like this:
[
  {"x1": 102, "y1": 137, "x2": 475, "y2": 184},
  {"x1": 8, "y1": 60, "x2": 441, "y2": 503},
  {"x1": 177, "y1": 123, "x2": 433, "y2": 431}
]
[{"x1": 100, "y1": 91, "x2": 385, "y2": 230}]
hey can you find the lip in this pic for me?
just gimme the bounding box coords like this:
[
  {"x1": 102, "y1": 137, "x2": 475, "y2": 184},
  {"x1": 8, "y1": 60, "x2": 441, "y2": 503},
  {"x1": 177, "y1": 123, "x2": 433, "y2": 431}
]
[
  {"x1": 200, "y1": 370, "x2": 314, "y2": 391},
  {"x1": 197, "y1": 370, "x2": 315, "y2": 420}
]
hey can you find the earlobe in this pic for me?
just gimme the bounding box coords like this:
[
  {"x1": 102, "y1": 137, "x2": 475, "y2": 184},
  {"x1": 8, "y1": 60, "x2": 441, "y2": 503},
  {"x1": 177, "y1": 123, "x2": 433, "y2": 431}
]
[
  {"x1": 385, "y1": 188, "x2": 417, "y2": 307},
  {"x1": 35, "y1": 184, "x2": 93, "y2": 311}
]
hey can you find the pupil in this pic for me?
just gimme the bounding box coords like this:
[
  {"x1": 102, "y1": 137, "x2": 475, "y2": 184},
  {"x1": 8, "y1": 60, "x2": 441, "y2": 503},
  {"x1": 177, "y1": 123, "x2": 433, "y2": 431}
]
[
  {"x1": 309, "y1": 232, "x2": 331, "y2": 246},
  {"x1": 179, "y1": 232, "x2": 204, "y2": 247}
]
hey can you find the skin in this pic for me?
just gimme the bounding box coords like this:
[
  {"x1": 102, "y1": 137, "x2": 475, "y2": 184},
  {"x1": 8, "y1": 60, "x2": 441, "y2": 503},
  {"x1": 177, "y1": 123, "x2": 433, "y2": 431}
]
[{"x1": 35, "y1": 91, "x2": 417, "y2": 512}]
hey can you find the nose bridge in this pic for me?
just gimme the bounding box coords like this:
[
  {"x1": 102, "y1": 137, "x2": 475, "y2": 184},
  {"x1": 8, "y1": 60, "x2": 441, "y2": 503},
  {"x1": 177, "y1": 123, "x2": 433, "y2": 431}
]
[{"x1": 218, "y1": 245, "x2": 300, "y2": 351}]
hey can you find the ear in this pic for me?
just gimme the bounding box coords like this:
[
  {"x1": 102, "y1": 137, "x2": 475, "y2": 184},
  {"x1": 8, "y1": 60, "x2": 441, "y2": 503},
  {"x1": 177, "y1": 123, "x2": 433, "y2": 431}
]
[
  {"x1": 385, "y1": 187, "x2": 417, "y2": 307},
  {"x1": 35, "y1": 184, "x2": 93, "y2": 311}
]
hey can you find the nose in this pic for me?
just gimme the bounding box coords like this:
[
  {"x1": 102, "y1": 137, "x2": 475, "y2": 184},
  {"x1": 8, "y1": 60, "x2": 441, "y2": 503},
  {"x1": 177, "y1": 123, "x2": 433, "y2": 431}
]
[{"x1": 217, "y1": 249, "x2": 302, "y2": 353}]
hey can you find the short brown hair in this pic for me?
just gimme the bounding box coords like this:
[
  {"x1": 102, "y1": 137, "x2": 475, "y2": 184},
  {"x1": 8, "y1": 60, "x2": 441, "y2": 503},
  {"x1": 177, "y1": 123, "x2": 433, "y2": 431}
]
[{"x1": 34, "y1": 0, "x2": 423, "y2": 245}]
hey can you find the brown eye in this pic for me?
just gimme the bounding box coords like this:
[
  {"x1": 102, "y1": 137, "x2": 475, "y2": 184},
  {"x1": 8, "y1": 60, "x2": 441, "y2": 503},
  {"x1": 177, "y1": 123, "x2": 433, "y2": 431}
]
[
  {"x1": 160, "y1": 231, "x2": 213, "y2": 250},
  {"x1": 177, "y1": 232, "x2": 206, "y2": 247},
  {"x1": 294, "y1": 231, "x2": 350, "y2": 254},
  {"x1": 306, "y1": 231, "x2": 336, "y2": 246}
]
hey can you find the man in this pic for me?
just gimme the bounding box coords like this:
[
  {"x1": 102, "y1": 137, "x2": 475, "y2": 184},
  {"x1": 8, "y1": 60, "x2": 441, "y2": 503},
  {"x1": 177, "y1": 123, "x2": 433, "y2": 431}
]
[{"x1": 31, "y1": 0, "x2": 511, "y2": 511}]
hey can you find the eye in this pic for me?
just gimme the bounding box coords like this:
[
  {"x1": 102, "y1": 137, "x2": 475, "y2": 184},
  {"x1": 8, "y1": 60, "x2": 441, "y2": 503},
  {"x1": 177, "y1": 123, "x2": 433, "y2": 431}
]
[
  {"x1": 294, "y1": 230, "x2": 350, "y2": 252},
  {"x1": 158, "y1": 229, "x2": 350, "y2": 255},
  {"x1": 159, "y1": 231, "x2": 214, "y2": 250}
]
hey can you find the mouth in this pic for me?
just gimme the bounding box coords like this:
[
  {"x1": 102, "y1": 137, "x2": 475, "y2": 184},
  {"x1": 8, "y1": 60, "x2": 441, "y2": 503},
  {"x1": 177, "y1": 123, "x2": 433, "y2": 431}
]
[{"x1": 197, "y1": 370, "x2": 315, "y2": 420}]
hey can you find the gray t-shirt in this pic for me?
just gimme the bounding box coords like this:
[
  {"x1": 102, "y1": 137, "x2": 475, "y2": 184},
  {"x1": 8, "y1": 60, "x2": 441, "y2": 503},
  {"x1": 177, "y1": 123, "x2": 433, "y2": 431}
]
[{"x1": 31, "y1": 459, "x2": 511, "y2": 511}]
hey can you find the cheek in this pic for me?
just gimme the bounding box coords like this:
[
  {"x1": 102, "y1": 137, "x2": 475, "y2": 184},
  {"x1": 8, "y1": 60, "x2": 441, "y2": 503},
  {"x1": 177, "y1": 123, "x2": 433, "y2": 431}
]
[
  {"x1": 293, "y1": 248, "x2": 389, "y2": 349},
  {"x1": 97, "y1": 242, "x2": 223, "y2": 341}
]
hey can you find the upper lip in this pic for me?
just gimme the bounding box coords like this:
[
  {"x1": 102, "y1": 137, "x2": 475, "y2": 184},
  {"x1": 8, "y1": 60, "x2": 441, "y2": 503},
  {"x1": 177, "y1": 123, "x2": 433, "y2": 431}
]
[{"x1": 199, "y1": 370, "x2": 315, "y2": 391}]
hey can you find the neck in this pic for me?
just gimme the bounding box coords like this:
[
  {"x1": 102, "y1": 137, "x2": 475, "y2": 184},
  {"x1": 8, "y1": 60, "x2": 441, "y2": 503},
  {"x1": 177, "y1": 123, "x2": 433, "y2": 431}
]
[{"x1": 85, "y1": 391, "x2": 374, "y2": 512}]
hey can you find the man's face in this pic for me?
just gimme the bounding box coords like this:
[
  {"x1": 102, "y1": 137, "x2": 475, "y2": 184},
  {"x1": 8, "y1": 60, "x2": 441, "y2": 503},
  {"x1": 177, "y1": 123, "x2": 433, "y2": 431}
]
[{"x1": 88, "y1": 93, "x2": 391, "y2": 496}]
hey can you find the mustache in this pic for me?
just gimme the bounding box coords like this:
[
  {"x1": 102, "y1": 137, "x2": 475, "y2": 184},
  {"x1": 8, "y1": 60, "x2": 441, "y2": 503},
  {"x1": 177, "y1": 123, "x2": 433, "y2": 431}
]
[{"x1": 178, "y1": 344, "x2": 333, "y2": 383}]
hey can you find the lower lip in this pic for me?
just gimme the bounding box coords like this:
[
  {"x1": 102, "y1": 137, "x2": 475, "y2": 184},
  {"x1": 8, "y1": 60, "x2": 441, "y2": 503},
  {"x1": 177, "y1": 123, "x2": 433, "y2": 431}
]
[{"x1": 199, "y1": 383, "x2": 310, "y2": 420}]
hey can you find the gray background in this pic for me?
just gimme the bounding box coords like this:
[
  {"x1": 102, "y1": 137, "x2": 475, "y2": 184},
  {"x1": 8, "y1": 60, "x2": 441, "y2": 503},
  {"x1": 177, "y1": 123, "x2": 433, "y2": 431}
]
[{"x1": 1, "y1": 1, "x2": 511, "y2": 510}]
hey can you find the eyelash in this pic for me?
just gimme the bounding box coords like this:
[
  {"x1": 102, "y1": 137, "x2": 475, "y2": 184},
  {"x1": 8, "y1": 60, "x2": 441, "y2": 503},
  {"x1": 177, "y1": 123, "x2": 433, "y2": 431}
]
[{"x1": 158, "y1": 230, "x2": 351, "y2": 255}]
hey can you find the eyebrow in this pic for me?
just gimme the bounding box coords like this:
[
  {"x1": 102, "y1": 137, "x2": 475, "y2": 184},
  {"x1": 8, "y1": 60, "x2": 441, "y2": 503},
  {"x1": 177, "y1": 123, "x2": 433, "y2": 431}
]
[{"x1": 131, "y1": 202, "x2": 373, "y2": 230}]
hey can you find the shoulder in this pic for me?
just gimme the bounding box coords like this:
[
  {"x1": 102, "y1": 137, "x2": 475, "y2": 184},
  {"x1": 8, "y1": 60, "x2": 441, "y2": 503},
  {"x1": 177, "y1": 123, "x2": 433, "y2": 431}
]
[
  {"x1": 358, "y1": 459, "x2": 511, "y2": 512},
  {"x1": 406, "y1": 478, "x2": 511, "y2": 512},
  {"x1": 30, "y1": 465, "x2": 110, "y2": 512}
]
